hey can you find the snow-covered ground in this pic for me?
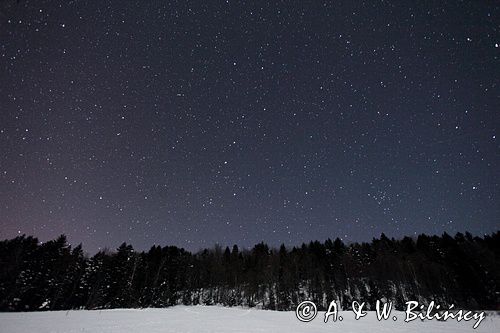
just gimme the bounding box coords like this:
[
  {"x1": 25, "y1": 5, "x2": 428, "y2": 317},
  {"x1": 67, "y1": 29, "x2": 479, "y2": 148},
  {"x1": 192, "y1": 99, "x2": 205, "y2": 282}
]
[{"x1": 0, "y1": 306, "x2": 498, "y2": 333}]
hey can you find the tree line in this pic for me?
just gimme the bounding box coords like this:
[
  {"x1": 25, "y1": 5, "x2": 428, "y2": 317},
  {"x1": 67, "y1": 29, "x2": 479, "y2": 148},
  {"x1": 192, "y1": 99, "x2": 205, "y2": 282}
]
[{"x1": 0, "y1": 231, "x2": 498, "y2": 311}]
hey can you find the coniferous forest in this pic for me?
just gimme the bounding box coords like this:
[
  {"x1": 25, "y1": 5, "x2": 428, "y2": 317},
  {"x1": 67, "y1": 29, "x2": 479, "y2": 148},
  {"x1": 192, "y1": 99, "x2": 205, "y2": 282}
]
[{"x1": 0, "y1": 232, "x2": 499, "y2": 312}]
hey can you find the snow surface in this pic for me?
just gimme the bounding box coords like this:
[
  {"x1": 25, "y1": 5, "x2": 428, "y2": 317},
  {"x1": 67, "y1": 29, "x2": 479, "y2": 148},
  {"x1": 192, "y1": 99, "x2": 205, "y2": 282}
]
[{"x1": 0, "y1": 306, "x2": 498, "y2": 333}]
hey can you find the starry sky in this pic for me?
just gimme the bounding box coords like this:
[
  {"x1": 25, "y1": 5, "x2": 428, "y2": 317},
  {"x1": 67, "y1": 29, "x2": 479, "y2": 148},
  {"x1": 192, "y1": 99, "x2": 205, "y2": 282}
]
[{"x1": 0, "y1": 0, "x2": 498, "y2": 253}]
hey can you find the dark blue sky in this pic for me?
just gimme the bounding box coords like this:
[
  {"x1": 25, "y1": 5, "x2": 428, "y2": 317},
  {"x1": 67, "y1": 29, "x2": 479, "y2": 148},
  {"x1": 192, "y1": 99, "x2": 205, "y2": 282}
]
[{"x1": 0, "y1": 0, "x2": 498, "y2": 253}]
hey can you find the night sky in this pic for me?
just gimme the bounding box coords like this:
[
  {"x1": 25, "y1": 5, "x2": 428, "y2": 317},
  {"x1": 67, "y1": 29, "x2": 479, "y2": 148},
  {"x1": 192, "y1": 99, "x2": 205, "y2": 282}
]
[{"x1": 1, "y1": 0, "x2": 498, "y2": 253}]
